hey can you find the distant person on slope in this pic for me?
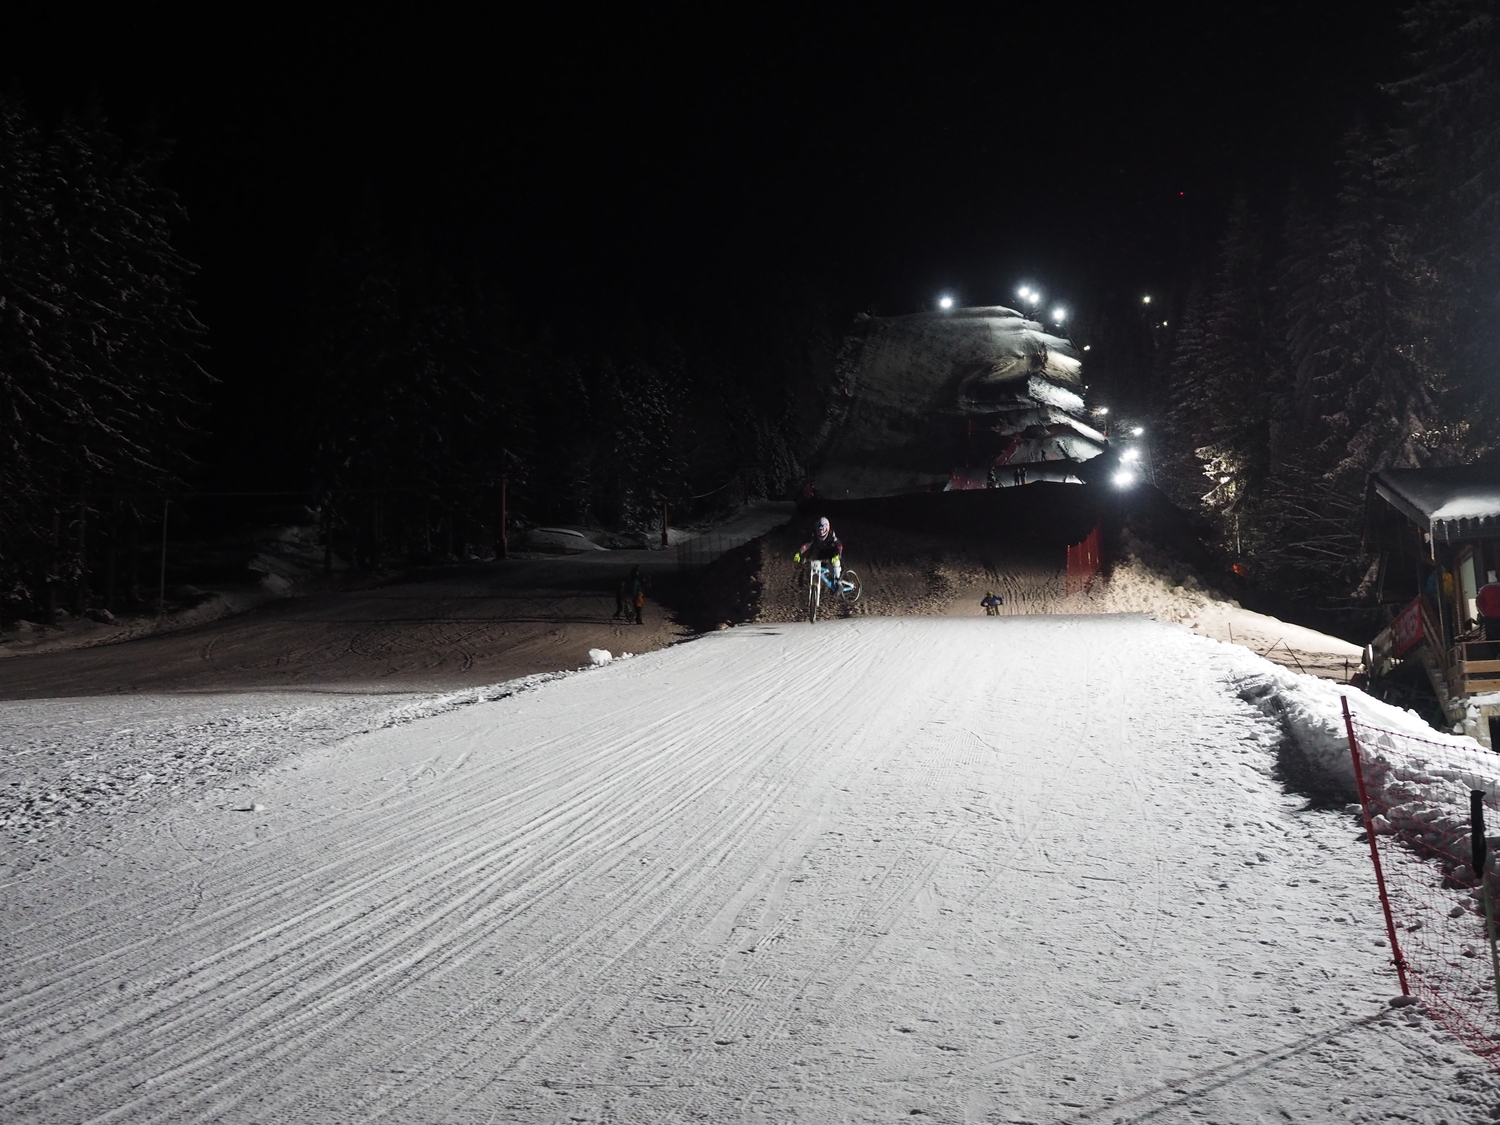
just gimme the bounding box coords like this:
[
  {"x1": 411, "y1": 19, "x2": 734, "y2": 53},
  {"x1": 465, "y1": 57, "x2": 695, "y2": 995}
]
[
  {"x1": 794, "y1": 517, "x2": 844, "y2": 581},
  {"x1": 628, "y1": 565, "x2": 645, "y2": 625},
  {"x1": 981, "y1": 591, "x2": 1004, "y2": 616},
  {"x1": 1479, "y1": 571, "x2": 1500, "y2": 641}
]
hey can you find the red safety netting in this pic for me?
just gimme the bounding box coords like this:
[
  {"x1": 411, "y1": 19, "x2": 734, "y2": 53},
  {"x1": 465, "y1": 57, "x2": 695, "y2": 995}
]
[
  {"x1": 1345, "y1": 702, "x2": 1500, "y2": 1065},
  {"x1": 1065, "y1": 524, "x2": 1102, "y2": 594}
]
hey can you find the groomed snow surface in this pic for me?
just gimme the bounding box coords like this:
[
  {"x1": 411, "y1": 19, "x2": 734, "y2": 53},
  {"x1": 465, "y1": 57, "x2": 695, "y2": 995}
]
[{"x1": 3, "y1": 616, "x2": 1498, "y2": 1123}]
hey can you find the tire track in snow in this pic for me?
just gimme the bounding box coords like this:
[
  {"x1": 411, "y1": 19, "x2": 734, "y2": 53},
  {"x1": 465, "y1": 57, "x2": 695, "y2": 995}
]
[{"x1": 2, "y1": 624, "x2": 892, "y2": 1123}]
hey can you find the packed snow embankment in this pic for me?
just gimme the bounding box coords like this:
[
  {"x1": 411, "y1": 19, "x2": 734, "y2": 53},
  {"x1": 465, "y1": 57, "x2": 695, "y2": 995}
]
[
  {"x1": 712, "y1": 518, "x2": 1360, "y2": 680},
  {"x1": 1234, "y1": 653, "x2": 1500, "y2": 957},
  {"x1": 0, "y1": 675, "x2": 567, "y2": 849}
]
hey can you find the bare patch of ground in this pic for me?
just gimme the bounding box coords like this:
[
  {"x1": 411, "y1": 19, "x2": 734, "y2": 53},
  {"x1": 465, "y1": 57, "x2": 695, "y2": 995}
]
[{"x1": 0, "y1": 556, "x2": 686, "y2": 701}]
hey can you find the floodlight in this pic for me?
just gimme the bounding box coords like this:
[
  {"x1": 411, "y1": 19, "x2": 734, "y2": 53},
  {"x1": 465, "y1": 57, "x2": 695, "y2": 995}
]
[
  {"x1": 1122, "y1": 448, "x2": 1140, "y2": 461},
  {"x1": 1113, "y1": 471, "x2": 1136, "y2": 488},
  {"x1": 1052, "y1": 308, "x2": 1067, "y2": 323},
  {"x1": 1097, "y1": 406, "x2": 1109, "y2": 415},
  {"x1": 938, "y1": 295, "x2": 955, "y2": 310},
  {"x1": 1131, "y1": 426, "x2": 1144, "y2": 436},
  {"x1": 1082, "y1": 345, "x2": 1091, "y2": 351},
  {"x1": 1143, "y1": 295, "x2": 1152, "y2": 304}
]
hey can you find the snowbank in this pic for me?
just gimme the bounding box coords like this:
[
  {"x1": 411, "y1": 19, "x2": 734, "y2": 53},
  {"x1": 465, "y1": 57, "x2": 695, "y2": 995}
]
[{"x1": 1210, "y1": 634, "x2": 1500, "y2": 898}]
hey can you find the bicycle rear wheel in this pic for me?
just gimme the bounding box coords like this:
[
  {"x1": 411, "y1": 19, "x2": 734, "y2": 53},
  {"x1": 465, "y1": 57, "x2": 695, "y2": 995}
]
[
  {"x1": 839, "y1": 569, "x2": 862, "y2": 605},
  {"x1": 807, "y1": 564, "x2": 821, "y2": 623}
]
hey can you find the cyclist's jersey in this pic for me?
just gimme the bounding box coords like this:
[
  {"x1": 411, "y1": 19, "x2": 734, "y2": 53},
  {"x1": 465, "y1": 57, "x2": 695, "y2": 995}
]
[{"x1": 799, "y1": 527, "x2": 844, "y2": 559}]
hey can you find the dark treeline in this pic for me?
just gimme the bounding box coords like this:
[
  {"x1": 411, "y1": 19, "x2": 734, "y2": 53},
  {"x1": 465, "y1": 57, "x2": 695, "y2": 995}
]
[
  {"x1": 0, "y1": 98, "x2": 207, "y2": 619},
  {"x1": 293, "y1": 217, "x2": 837, "y2": 565},
  {"x1": 0, "y1": 92, "x2": 840, "y2": 620},
  {"x1": 1152, "y1": 0, "x2": 1500, "y2": 604}
]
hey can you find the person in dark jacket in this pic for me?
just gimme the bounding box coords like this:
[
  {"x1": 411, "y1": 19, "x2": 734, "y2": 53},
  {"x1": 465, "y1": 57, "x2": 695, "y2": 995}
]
[
  {"x1": 627, "y1": 565, "x2": 644, "y2": 625},
  {"x1": 794, "y1": 517, "x2": 844, "y2": 580}
]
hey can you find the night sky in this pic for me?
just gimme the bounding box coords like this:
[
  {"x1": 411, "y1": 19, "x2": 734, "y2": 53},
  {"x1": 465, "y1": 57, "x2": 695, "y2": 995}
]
[{"x1": 6, "y1": 3, "x2": 1407, "y2": 471}]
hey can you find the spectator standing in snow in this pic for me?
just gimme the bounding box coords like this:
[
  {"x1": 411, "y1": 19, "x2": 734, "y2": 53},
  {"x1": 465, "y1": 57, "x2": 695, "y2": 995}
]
[
  {"x1": 981, "y1": 591, "x2": 1003, "y2": 616},
  {"x1": 613, "y1": 577, "x2": 628, "y2": 620},
  {"x1": 627, "y1": 566, "x2": 644, "y2": 625},
  {"x1": 1479, "y1": 571, "x2": 1500, "y2": 640}
]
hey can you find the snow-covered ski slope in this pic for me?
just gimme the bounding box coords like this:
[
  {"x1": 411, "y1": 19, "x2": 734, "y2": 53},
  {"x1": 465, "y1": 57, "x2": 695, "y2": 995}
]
[{"x1": 3, "y1": 616, "x2": 1496, "y2": 1123}]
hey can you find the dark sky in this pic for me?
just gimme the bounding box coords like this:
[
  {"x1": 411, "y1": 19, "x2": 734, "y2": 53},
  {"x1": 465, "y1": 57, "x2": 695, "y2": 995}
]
[{"x1": 6, "y1": 3, "x2": 1407, "y2": 427}]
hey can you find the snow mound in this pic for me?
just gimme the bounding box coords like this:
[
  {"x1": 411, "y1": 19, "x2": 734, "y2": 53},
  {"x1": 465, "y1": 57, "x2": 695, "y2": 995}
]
[
  {"x1": 1211, "y1": 634, "x2": 1498, "y2": 882},
  {"x1": 588, "y1": 648, "x2": 613, "y2": 666}
]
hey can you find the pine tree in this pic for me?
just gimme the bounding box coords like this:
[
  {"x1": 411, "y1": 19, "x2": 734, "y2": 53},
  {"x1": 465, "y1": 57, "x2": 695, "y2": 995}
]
[{"x1": 0, "y1": 100, "x2": 207, "y2": 614}]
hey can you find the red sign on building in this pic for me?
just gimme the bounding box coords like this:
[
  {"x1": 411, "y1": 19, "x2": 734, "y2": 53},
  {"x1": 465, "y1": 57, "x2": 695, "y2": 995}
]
[{"x1": 1391, "y1": 596, "x2": 1425, "y2": 658}]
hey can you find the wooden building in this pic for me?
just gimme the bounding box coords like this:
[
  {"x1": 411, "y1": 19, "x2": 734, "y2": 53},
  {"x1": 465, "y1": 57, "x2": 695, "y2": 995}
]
[{"x1": 1366, "y1": 466, "x2": 1500, "y2": 745}]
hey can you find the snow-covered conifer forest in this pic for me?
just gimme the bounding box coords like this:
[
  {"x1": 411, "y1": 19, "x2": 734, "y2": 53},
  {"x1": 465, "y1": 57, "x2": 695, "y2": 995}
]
[{"x1": 1147, "y1": 1, "x2": 1500, "y2": 602}]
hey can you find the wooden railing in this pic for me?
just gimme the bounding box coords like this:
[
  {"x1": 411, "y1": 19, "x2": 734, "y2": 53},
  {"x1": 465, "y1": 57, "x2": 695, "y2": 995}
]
[{"x1": 1449, "y1": 639, "x2": 1500, "y2": 696}]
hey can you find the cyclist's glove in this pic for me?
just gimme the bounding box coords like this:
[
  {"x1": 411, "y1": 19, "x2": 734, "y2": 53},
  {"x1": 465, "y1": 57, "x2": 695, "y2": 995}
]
[{"x1": 793, "y1": 552, "x2": 802, "y2": 563}]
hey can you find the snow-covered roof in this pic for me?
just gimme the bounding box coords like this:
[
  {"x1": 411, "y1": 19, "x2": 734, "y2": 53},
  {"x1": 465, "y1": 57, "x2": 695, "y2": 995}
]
[{"x1": 1372, "y1": 466, "x2": 1500, "y2": 541}]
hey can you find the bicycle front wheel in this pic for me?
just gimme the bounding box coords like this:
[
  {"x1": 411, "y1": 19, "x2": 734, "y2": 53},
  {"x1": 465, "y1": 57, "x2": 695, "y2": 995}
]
[
  {"x1": 839, "y1": 569, "x2": 862, "y2": 605},
  {"x1": 807, "y1": 565, "x2": 821, "y2": 623}
]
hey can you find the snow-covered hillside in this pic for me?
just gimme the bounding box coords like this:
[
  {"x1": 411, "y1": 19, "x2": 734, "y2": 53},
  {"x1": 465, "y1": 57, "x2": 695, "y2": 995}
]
[{"x1": 2, "y1": 617, "x2": 1495, "y2": 1123}]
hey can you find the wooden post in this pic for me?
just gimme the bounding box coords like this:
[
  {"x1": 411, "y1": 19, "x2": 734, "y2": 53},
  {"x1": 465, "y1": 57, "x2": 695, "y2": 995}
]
[
  {"x1": 106, "y1": 498, "x2": 119, "y2": 610},
  {"x1": 157, "y1": 499, "x2": 170, "y2": 616},
  {"x1": 47, "y1": 510, "x2": 59, "y2": 625},
  {"x1": 74, "y1": 499, "x2": 87, "y2": 615}
]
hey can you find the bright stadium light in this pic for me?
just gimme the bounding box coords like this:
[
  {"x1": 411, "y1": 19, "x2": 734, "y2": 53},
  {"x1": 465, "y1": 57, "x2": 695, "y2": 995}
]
[
  {"x1": 1122, "y1": 448, "x2": 1140, "y2": 461},
  {"x1": 1132, "y1": 426, "x2": 1144, "y2": 436},
  {"x1": 1143, "y1": 295, "x2": 1152, "y2": 304},
  {"x1": 1114, "y1": 470, "x2": 1137, "y2": 488},
  {"x1": 1052, "y1": 307, "x2": 1067, "y2": 323},
  {"x1": 938, "y1": 295, "x2": 955, "y2": 310}
]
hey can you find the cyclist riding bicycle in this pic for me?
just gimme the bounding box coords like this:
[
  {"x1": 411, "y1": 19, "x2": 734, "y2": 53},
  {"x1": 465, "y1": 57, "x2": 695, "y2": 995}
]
[{"x1": 793, "y1": 517, "x2": 844, "y2": 580}]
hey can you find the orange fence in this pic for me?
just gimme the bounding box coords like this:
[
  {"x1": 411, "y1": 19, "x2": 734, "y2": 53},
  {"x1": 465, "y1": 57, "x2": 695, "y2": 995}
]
[
  {"x1": 1065, "y1": 524, "x2": 1102, "y2": 594},
  {"x1": 1344, "y1": 698, "x2": 1500, "y2": 1067}
]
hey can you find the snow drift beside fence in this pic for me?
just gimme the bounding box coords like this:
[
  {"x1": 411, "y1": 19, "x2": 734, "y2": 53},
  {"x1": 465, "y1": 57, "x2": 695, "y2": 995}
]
[{"x1": 1214, "y1": 633, "x2": 1500, "y2": 877}]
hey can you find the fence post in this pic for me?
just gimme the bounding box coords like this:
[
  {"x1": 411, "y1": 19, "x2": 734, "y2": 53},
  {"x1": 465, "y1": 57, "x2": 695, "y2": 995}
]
[
  {"x1": 1472, "y1": 790, "x2": 1500, "y2": 1016},
  {"x1": 74, "y1": 499, "x2": 88, "y2": 615},
  {"x1": 157, "y1": 499, "x2": 170, "y2": 616},
  {"x1": 500, "y1": 476, "x2": 508, "y2": 560},
  {"x1": 1342, "y1": 695, "x2": 1410, "y2": 995},
  {"x1": 661, "y1": 501, "x2": 669, "y2": 548},
  {"x1": 323, "y1": 497, "x2": 333, "y2": 575},
  {"x1": 106, "y1": 498, "x2": 119, "y2": 611},
  {"x1": 47, "y1": 510, "x2": 60, "y2": 625}
]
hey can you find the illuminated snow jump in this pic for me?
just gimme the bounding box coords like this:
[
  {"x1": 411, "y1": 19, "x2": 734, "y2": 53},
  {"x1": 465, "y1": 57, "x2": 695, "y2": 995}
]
[{"x1": 813, "y1": 305, "x2": 1103, "y2": 499}]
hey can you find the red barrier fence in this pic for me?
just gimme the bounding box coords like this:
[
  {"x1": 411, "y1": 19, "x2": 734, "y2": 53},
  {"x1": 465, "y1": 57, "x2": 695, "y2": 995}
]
[
  {"x1": 1065, "y1": 524, "x2": 1102, "y2": 594},
  {"x1": 1343, "y1": 698, "x2": 1500, "y2": 1066}
]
